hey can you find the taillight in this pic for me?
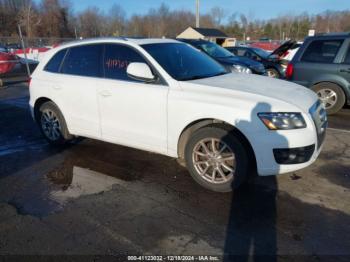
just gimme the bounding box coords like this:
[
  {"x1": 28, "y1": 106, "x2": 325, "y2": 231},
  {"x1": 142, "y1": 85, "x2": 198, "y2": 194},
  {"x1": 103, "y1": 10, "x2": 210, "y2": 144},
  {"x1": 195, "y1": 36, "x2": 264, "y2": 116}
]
[
  {"x1": 285, "y1": 63, "x2": 294, "y2": 80},
  {"x1": 28, "y1": 77, "x2": 32, "y2": 87}
]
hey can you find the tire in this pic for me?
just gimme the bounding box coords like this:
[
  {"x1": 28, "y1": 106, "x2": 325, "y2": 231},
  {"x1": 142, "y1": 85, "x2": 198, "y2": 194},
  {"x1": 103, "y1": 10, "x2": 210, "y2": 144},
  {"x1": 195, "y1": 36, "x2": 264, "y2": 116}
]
[
  {"x1": 184, "y1": 125, "x2": 250, "y2": 192},
  {"x1": 266, "y1": 68, "x2": 280, "y2": 78},
  {"x1": 37, "y1": 101, "x2": 73, "y2": 145},
  {"x1": 311, "y1": 83, "x2": 346, "y2": 115}
]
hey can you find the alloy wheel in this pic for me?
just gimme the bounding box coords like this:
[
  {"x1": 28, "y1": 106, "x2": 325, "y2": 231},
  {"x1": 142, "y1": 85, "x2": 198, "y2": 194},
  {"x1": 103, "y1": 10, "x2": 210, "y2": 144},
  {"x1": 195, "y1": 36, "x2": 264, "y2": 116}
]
[
  {"x1": 192, "y1": 138, "x2": 236, "y2": 184},
  {"x1": 267, "y1": 69, "x2": 278, "y2": 78},
  {"x1": 41, "y1": 109, "x2": 62, "y2": 141},
  {"x1": 317, "y1": 89, "x2": 337, "y2": 109}
]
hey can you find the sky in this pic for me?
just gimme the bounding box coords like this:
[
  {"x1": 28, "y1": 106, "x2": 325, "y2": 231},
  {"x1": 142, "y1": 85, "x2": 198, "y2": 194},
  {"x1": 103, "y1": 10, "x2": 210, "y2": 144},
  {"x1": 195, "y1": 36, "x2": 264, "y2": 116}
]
[{"x1": 50, "y1": 0, "x2": 350, "y2": 20}]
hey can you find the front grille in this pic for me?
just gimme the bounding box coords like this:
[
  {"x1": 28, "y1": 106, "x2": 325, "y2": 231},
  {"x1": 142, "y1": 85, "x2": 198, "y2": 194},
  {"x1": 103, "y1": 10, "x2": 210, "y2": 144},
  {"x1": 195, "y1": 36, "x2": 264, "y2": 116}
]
[{"x1": 309, "y1": 100, "x2": 328, "y2": 150}]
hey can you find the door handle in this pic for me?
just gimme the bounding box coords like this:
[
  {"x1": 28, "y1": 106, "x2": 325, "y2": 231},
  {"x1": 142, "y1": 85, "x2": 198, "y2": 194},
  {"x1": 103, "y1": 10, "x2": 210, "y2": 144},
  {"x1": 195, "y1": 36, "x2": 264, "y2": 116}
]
[
  {"x1": 340, "y1": 68, "x2": 350, "y2": 73},
  {"x1": 99, "y1": 90, "x2": 112, "y2": 97}
]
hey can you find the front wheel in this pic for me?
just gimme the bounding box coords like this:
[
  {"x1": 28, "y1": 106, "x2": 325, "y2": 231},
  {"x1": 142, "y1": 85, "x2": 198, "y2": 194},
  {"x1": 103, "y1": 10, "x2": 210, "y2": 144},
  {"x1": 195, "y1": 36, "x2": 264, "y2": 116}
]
[
  {"x1": 184, "y1": 125, "x2": 250, "y2": 192},
  {"x1": 266, "y1": 68, "x2": 280, "y2": 78}
]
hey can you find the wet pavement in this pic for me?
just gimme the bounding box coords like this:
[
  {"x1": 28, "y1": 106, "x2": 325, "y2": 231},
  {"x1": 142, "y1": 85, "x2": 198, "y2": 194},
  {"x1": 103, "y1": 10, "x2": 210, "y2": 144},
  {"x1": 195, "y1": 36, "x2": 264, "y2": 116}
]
[{"x1": 0, "y1": 83, "x2": 349, "y2": 260}]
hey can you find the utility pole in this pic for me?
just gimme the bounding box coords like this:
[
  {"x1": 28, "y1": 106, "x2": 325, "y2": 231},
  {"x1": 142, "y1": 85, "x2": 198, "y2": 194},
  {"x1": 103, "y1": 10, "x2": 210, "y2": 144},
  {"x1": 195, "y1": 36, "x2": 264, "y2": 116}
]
[
  {"x1": 17, "y1": 24, "x2": 31, "y2": 78},
  {"x1": 196, "y1": 0, "x2": 200, "y2": 28}
]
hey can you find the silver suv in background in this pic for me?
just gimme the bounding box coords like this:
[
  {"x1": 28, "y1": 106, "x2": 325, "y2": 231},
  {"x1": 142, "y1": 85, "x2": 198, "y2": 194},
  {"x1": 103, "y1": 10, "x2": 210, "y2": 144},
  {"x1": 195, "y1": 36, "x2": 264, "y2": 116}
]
[{"x1": 286, "y1": 33, "x2": 350, "y2": 115}]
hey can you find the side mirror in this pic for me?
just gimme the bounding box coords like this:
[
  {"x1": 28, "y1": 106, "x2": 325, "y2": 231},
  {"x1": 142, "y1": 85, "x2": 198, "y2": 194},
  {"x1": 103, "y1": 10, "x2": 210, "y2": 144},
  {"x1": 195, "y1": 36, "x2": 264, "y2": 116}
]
[{"x1": 127, "y1": 62, "x2": 156, "y2": 82}]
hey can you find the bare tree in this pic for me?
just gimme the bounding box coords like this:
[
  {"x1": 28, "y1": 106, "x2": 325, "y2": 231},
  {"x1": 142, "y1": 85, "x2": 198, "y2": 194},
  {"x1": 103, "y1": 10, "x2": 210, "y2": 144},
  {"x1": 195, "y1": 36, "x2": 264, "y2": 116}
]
[
  {"x1": 17, "y1": 0, "x2": 41, "y2": 37},
  {"x1": 108, "y1": 4, "x2": 126, "y2": 36},
  {"x1": 210, "y1": 6, "x2": 226, "y2": 27},
  {"x1": 77, "y1": 7, "x2": 106, "y2": 37}
]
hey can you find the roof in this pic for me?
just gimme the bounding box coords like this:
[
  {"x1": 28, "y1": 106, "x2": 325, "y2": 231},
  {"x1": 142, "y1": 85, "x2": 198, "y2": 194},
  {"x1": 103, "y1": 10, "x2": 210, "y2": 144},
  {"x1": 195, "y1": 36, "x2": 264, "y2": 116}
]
[
  {"x1": 192, "y1": 27, "x2": 228, "y2": 38},
  {"x1": 58, "y1": 37, "x2": 180, "y2": 48}
]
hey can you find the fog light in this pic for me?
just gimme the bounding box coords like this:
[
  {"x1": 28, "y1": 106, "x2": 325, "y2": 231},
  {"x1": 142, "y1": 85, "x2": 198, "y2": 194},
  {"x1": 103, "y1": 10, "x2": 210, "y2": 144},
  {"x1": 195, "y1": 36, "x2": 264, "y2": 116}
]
[{"x1": 273, "y1": 145, "x2": 315, "y2": 165}]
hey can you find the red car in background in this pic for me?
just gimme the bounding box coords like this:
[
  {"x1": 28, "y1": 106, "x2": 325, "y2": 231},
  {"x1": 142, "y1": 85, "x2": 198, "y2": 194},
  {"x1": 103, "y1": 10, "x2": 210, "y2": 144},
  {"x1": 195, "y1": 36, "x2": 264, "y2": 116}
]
[{"x1": 0, "y1": 47, "x2": 38, "y2": 86}]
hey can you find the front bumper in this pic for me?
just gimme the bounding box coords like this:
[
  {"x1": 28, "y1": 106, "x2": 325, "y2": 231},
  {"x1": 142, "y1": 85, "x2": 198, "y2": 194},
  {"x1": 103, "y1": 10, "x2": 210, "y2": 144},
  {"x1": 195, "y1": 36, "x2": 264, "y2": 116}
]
[
  {"x1": 273, "y1": 144, "x2": 315, "y2": 165},
  {"x1": 252, "y1": 101, "x2": 327, "y2": 176}
]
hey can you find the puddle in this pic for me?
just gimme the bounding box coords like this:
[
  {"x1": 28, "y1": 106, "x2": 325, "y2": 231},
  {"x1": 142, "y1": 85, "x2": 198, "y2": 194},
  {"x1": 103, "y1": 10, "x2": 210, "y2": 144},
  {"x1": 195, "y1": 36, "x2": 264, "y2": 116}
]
[
  {"x1": 4, "y1": 165, "x2": 129, "y2": 218},
  {"x1": 0, "y1": 139, "x2": 47, "y2": 156},
  {"x1": 49, "y1": 166, "x2": 127, "y2": 204}
]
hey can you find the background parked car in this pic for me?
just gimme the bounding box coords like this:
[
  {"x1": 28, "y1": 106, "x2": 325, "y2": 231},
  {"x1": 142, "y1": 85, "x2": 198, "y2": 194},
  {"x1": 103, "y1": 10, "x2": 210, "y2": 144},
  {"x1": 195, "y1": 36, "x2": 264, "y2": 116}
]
[
  {"x1": 280, "y1": 41, "x2": 303, "y2": 62},
  {"x1": 0, "y1": 51, "x2": 38, "y2": 86},
  {"x1": 178, "y1": 39, "x2": 266, "y2": 75},
  {"x1": 226, "y1": 46, "x2": 286, "y2": 78},
  {"x1": 286, "y1": 33, "x2": 350, "y2": 115},
  {"x1": 0, "y1": 44, "x2": 8, "y2": 52}
]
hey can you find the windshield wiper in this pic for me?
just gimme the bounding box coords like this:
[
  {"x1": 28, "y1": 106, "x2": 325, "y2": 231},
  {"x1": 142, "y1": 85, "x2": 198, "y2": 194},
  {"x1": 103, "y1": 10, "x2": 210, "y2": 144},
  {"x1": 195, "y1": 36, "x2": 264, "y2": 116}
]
[
  {"x1": 179, "y1": 75, "x2": 208, "y2": 81},
  {"x1": 179, "y1": 72, "x2": 228, "y2": 81}
]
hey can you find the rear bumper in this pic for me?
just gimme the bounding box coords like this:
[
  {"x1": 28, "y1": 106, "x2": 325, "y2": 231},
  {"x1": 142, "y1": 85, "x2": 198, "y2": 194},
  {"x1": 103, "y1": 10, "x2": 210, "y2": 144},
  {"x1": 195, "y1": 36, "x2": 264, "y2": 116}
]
[{"x1": 0, "y1": 62, "x2": 38, "y2": 87}]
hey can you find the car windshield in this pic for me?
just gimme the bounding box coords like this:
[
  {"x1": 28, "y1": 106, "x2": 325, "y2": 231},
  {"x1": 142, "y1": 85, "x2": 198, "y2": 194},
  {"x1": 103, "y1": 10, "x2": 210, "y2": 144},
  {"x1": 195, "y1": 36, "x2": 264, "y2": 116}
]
[
  {"x1": 252, "y1": 48, "x2": 270, "y2": 58},
  {"x1": 199, "y1": 42, "x2": 234, "y2": 58},
  {"x1": 142, "y1": 43, "x2": 228, "y2": 81}
]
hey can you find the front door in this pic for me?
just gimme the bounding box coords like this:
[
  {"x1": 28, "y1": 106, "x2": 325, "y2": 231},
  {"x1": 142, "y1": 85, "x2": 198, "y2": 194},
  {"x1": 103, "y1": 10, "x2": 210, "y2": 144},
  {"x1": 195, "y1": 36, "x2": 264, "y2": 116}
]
[{"x1": 97, "y1": 44, "x2": 168, "y2": 154}]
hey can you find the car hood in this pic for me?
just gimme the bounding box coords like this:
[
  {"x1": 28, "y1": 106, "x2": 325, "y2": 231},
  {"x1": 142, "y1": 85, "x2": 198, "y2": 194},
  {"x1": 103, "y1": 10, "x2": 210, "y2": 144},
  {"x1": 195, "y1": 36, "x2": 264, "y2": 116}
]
[{"x1": 183, "y1": 73, "x2": 318, "y2": 112}]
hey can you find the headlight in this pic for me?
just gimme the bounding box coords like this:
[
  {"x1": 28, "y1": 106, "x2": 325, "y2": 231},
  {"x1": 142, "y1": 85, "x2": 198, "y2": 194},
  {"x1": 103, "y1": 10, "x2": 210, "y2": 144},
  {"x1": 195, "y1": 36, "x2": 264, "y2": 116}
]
[
  {"x1": 258, "y1": 112, "x2": 306, "y2": 130},
  {"x1": 231, "y1": 65, "x2": 252, "y2": 74}
]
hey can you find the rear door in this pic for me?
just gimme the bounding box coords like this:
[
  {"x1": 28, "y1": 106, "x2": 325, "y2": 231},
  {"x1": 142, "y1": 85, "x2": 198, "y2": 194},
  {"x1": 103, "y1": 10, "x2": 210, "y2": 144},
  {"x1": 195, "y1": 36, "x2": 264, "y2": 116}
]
[
  {"x1": 51, "y1": 44, "x2": 103, "y2": 138},
  {"x1": 293, "y1": 38, "x2": 345, "y2": 86}
]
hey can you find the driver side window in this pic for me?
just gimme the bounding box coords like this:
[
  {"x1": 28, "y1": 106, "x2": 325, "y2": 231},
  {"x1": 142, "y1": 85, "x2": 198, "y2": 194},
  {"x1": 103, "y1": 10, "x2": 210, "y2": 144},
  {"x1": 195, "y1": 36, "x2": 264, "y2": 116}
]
[{"x1": 104, "y1": 44, "x2": 147, "y2": 82}]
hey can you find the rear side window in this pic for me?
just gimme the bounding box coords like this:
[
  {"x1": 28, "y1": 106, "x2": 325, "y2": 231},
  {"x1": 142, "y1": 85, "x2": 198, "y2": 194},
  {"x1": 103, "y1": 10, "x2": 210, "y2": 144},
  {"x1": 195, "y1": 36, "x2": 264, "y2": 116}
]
[
  {"x1": 236, "y1": 48, "x2": 247, "y2": 56},
  {"x1": 44, "y1": 49, "x2": 67, "y2": 73},
  {"x1": 301, "y1": 39, "x2": 344, "y2": 63},
  {"x1": 104, "y1": 44, "x2": 147, "y2": 82},
  {"x1": 61, "y1": 44, "x2": 103, "y2": 77}
]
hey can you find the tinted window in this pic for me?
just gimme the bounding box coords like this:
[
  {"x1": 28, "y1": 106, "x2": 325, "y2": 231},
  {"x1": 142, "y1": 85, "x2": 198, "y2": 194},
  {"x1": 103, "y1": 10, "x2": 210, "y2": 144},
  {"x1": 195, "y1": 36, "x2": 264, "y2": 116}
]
[
  {"x1": 236, "y1": 49, "x2": 247, "y2": 56},
  {"x1": 142, "y1": 43, "x2": 227, "y2": 81},
  {"x1": 344, "y1": 45, "x2": 350, "y2": 64},
  {"x1": 104, "y1": 44, "x2": 146, "y2": 81},
  {"x1": 44, "y1": 49, "x2": 67, "y2": 73},
  {"x1": 61, "y1": 44, "x2": 102, "y2": 77},
  {"x1": 199, "y1": 42, "x2": 233, "y2": 58},
  {"x1": 252, "y1": 48, "x2": 270, "y2": 58},
  {"x1": 244, "y1": 50, "x2": 253, "y2": 58},
  {"x1": 301, "y1": 40, "x2": 344, "y2": 63}
]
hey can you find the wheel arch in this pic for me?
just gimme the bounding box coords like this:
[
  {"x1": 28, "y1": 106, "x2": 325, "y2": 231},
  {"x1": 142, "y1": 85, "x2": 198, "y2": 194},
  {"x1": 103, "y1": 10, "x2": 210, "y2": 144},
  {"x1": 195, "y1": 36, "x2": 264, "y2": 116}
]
[
  {"x1": 177, "y1": 118, "x2": 257, "y2": 169},
  {"x1": 34, "y1": 97, "x2": 73, "y2": 140},
  {"x1": 34, "y1": 97, "x2": 53, "y2": 122}
]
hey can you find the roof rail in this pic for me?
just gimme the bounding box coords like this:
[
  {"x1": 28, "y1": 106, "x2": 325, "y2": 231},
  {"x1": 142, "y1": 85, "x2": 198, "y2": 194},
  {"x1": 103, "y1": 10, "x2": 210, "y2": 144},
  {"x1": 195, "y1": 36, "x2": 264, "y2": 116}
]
[
  {"x1": 314, "y1": 32, "x2": 350, "y2": 37},
  {"x1": 58, "y1": 36, "x2": 129, "y2": 47}
]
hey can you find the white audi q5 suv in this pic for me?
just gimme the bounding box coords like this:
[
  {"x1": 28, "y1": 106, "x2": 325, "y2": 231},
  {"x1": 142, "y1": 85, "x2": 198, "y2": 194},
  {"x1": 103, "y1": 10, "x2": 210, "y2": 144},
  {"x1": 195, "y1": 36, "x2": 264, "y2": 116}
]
[{"x1": 29, "y1": 38, "x2": 327, "y2": 192}]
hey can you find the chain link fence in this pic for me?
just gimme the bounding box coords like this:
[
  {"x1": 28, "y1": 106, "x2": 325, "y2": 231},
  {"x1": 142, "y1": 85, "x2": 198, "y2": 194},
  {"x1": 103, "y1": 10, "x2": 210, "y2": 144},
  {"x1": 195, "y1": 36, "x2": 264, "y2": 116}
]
[{"x1": 0, "y1": 37, "x2": 76, "y2": 49}]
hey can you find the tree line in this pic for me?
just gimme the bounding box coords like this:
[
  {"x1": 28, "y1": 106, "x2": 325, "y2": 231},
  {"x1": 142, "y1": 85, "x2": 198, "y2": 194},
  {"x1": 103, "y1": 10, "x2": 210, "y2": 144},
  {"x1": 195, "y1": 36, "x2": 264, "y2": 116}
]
[{"x1": 1, "y1": 0, "x2": 350, "y2": 41}]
